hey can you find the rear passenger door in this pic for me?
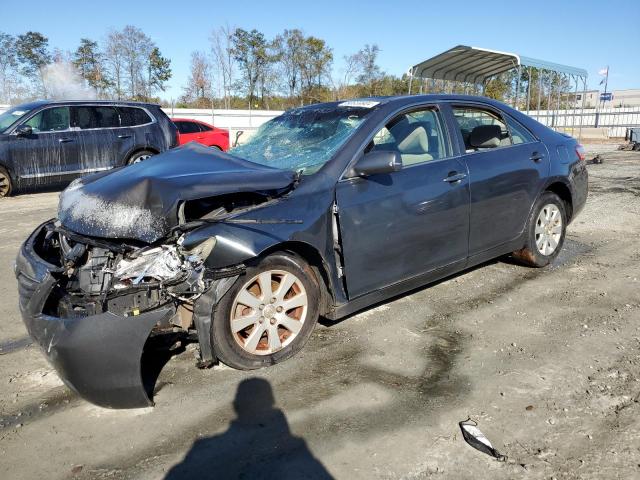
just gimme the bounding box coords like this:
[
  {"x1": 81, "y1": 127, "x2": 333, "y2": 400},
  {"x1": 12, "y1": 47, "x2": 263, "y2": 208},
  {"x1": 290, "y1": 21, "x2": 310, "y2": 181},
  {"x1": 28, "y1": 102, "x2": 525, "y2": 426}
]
[
  {"x1": 449, "y1": 104, "x2": 548, "y2": 257},
  {"x1": 175, "y1": 121, "x2": 202, "y2": 145},
  {"x1": 72, "y1": 105, "x2": 134, "y2": 173}
]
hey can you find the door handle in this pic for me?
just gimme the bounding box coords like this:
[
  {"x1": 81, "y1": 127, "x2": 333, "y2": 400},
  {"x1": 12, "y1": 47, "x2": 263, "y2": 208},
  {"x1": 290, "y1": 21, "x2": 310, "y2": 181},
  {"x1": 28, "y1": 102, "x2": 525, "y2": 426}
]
[
  {"x1": 530, "y1": 152, "x2": 544, "y2": 162},
  {"x1": 117, "y1": 134, "x2": 132, "y2": 139},
  {"x1": 443, "y1": 172, "x2": 467, "y2": 183},
  {"x1": 58, "y1": 138, "x2": 74, "y2": 143}
]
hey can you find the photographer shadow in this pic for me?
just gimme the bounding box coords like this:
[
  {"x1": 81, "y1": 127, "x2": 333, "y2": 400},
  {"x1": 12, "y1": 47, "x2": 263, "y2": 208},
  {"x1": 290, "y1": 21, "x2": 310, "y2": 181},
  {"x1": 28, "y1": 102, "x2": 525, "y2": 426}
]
[{"x1": 165, "y1": 377, "x2": 333, "y2": 480}]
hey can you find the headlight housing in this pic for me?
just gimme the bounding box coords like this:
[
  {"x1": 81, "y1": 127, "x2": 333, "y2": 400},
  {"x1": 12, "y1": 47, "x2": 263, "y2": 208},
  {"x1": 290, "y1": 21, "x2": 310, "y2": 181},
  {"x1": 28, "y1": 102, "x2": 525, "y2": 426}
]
[
  {"x1": 113, "y1": 246, "x2": 184, "y2": 287},
  {"x1": 112, "y1": 237, "x2": 216, "y2": 289}
]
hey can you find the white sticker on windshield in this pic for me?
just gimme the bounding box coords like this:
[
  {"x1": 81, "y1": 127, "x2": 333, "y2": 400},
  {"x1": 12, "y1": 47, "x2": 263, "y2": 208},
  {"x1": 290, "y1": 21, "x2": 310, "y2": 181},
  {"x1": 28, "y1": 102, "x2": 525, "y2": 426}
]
[
  {"x1": 12, "y1": 110, "x2": 26, "y2": 116},
  {"x1": 338, "y1": 100, "x2": 380, "y2": 109}
]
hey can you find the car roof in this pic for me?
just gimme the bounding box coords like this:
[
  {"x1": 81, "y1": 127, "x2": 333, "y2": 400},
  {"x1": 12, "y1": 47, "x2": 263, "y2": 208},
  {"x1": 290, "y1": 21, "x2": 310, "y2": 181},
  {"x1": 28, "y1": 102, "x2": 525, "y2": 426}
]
[
  {"x1": 18, "y1": 99, "x2": 160, "y2": 108},
  {"x1": 171, "y1": 118, "x2": 212, "y2": 124},
  {"x1": 292, "y1": 94, "x2": 510, "y2": 112}
]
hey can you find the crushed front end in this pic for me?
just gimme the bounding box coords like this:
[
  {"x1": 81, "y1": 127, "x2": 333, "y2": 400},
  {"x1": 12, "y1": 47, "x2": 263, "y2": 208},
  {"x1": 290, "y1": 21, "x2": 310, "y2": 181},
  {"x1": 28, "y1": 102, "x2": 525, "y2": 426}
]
[{"x1": 15, "y1": 219, "x2": 235, "y2": 408}]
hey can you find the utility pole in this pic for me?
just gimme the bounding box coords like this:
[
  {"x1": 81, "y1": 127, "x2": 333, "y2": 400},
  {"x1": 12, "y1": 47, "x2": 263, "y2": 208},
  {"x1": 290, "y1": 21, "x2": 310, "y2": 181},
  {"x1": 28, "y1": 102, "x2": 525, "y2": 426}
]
[{"x1": 600, "y1": 66, "x2": 609, "y2": 109}]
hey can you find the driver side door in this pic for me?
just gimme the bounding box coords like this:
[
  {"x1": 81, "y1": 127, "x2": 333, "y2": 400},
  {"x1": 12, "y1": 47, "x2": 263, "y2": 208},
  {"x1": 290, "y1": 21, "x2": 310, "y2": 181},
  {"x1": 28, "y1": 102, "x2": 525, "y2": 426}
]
[
  {"x1": 9, "y1": 106, "x2": 79, "y2": 186},
  {"x1": 335, "y1": 106, "x2": 470, "y2": 299}
]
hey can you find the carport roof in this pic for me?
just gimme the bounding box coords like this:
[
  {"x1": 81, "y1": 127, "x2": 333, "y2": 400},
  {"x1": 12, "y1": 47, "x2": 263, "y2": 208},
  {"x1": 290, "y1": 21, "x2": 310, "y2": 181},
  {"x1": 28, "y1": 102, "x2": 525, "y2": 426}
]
[{"x1": 411, "y1": 45, "x2": 587, "y2": 83}]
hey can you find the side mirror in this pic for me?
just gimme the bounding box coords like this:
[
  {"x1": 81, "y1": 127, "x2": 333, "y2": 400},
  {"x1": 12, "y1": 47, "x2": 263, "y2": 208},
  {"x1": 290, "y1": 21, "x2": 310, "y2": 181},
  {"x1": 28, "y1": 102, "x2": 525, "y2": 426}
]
[
  {"x1": 15, "y1": 124, "x2": 33, "y2": 137},
  {"x1": 352, "y1": 150, "x2": 402, "y2": 177}
]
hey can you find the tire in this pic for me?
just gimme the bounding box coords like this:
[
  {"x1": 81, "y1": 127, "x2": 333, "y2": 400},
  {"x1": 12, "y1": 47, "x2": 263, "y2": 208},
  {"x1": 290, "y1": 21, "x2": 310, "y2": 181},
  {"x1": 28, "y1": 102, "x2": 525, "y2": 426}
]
[
  {"x1": 127, "y1": 150, "x2": 154, "y2": 165},
  {"x1": 0, "y1": 166, "x2": 13, "y2": 198},
  {"x1": 212, "y1": 252, "x2": 320, "y2": 370},
  {"x1": 512, "y1": 191, "x2": 567, "y2": 267},
  {"x1": 210, "y1": 145, "x2": 222, "y2": 151}
]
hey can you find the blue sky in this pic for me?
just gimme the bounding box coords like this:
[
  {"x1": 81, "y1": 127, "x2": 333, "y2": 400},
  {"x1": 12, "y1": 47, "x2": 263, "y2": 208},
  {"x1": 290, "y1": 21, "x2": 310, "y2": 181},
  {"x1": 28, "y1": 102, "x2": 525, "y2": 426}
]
[{"x1": 3, "y1": 0, "x2": 639, "y2": 100}]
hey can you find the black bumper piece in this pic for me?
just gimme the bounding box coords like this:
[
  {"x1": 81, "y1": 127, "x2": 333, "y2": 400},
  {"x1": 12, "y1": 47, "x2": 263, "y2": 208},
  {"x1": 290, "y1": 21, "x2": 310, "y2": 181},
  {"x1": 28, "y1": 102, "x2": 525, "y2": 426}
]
[{"x1": 15, "y1": 223, "x2": 173, "y2": 409}]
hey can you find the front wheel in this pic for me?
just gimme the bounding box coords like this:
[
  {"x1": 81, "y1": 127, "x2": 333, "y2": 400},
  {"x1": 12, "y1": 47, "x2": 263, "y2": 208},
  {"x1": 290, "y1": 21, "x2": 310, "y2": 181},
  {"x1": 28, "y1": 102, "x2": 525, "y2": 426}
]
[
  {"x1": 212, "y1": 253, "x2": 320, "y2": 370},
  {"x1": 512, "y1": 191, "x2": 567, "y2": 267}
]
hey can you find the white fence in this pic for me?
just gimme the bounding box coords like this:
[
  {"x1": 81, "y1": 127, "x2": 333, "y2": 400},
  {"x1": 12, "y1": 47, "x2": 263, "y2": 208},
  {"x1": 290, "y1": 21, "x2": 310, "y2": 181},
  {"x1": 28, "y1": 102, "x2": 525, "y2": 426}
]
[
  {"x1": 2, "y1": 103, "x2": 639, "y2": 139},
  {"x1": 526, "y1": 106, "x2": 640, "y2": 138},
  {"x1": 162, "y1": 107, "x2": 282, "y2": 144}
]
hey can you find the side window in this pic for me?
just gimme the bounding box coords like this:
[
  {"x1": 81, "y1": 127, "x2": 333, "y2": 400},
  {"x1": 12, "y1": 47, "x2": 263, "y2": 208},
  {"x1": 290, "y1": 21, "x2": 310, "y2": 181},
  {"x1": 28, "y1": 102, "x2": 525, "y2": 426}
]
[
  {"x1": 453, "y1": 107, "x2": 511, "y2": 152},
  {"x1": 73, "y1": 106, "x2": 120, "y2": 129},
  {"x1": 505, "y1": 115, "x2": 536, "y2": 144},
  {"x1": 118, "y1": 107, "x2": 152, "y2": 127},
  {"x1": 174, "y1": 122, "x2": 188, "y2": 134},
  {"x1": 177, "y1": 122, "x2": 200, "y2": 134},
  {"x1": 368, "y1": 108, "x2": 447, "y2": 166},
  {"x1": 24, "y1": 107, "x2": 70, "y2": 132},
  {"x1": 198, "y1": 123, "x2": 212, "y2": 132}
]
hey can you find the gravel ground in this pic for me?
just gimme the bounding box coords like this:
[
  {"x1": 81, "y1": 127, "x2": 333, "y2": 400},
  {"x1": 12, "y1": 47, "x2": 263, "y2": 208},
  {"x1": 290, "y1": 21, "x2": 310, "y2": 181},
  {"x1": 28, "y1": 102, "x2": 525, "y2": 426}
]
[{"x1": 0, "y1": 147, "x2": 639, "y2": 479}]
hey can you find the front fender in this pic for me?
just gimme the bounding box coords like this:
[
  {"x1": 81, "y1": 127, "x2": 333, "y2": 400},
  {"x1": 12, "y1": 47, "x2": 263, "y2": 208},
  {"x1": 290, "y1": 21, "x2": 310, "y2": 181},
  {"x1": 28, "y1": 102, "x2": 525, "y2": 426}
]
[{"x1": 183, "y1": 222, "x2": 290, "y2": 269}]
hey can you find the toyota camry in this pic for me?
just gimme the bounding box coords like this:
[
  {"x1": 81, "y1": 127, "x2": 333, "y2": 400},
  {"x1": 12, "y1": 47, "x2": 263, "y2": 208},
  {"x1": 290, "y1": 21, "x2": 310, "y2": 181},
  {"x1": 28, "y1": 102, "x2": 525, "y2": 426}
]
[{"x1": 15, "y1": 95, "x2": 588, "y2": 408}]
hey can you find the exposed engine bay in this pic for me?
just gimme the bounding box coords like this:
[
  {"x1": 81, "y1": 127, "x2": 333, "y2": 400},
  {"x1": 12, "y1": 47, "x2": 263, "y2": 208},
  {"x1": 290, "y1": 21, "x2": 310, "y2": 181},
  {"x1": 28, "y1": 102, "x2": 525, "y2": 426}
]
[{"x1": 35, "y1": 221, "x2": 217, "y2": 326}]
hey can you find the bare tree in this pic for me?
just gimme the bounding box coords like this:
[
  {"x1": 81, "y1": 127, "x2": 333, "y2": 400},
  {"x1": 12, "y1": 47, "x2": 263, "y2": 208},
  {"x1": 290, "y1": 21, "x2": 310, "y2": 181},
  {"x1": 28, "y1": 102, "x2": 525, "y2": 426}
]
[
  {"x1": 104, "y1": 30, "x2": 125, "y2": 99},
  {"x1": 353, "y1": 44, "x2": 383, "y2": 96},
  {"x1": 210, "y1": 25, "x2": 235, "y2": 109},
  {"x1": 119, "y1": 25, "x2": 154, "y2": 99},
  {"x1": 182, "y1": 51, "x2": 212, "y2": 106}
]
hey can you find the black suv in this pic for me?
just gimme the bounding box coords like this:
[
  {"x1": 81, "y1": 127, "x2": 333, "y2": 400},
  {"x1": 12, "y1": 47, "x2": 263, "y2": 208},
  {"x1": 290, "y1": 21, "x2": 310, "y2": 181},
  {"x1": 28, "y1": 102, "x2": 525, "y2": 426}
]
[{"x1": 0, "y1": 100, "x2": 178, "y2": 196}]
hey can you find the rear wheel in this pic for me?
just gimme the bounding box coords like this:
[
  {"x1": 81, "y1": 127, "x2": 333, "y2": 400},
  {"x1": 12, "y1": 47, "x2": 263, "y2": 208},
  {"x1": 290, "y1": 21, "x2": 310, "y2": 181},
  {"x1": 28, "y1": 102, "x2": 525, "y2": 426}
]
[
  {"x1": 212, "y1": 253, "x2": 320, "y2": 370},
  {"x1": 0, "y1": 167, "x2": 13, "y2": 197},
  {"x1": 210, "y1": 145, "x2": 222, "y2": 151},
  {"x1": 512, "y1": 191, "x2": 567, "y2": 267},
  {"x1": 127, "y1": 150, "x2": 154, "y2": 165}
]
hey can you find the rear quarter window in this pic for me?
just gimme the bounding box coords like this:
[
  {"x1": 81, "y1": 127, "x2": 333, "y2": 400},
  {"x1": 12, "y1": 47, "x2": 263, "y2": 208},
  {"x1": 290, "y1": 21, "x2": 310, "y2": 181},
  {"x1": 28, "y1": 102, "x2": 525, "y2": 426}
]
[
  {"x1": 118, "y1": 107, "x2": 153, "y2": 127},
  {"x1": 505, "y1": 115, "x2": 537, "y2": 144}
]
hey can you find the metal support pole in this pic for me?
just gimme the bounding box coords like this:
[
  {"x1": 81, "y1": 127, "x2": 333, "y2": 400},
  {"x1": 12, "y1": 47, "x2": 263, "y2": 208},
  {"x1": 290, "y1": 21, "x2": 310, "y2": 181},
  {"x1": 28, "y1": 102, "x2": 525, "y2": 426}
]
[
  {"x1": 547, "y1": 72, "x2": 552, "y2": 122},
  {"x1": 526, "y1": 67, "x2": 532, "y2": 114},
  {"x1": 408, "y1": 69, "x2": 413, "y2": 95},
  {"x1": 556, "y1": 74, "x2": 562, "y2": 132},
  {"x1": 537, "y1": 69, "x2": 543, "y2": 120},
  {"x1": 571, "y1": 75, "x2": 578, "y2": 137},
  {"x1": 514, "y1": 65, "x2": 522, "y2": 108},
  {"x1": 578, "y1": 76, "x2": 587, "y2": 141}
]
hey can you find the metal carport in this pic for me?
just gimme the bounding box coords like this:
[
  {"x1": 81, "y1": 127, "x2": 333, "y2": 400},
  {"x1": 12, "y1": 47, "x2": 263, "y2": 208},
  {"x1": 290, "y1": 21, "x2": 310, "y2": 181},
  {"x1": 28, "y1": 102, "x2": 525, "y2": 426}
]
[{"x1": 408, "y1": 45, "x2": 588, "y2": 137}]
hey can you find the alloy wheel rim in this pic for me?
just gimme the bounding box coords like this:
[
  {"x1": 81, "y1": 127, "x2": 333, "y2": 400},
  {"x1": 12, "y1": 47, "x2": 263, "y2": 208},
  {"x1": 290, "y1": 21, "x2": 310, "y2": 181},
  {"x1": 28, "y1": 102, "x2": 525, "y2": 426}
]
[
  {"x1": 230, "y1": 270, "x2": 308, "y2": 355},
  {"x1": 535, "y1": 203, "x2": 562, "y2": 256},
  {"x1": 0, "y1": 172, "x2": 9, "y2": 197},
  {"x1": 133, "y1": 154, "x2": 151, "y2": 164}
]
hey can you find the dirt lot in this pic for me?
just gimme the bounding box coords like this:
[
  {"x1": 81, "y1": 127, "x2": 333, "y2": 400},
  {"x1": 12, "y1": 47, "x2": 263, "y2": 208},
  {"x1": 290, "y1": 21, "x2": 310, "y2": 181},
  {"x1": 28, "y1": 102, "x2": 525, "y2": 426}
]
[{"x1": 1, "y1": 147, "x2": 639, "y2": 479}]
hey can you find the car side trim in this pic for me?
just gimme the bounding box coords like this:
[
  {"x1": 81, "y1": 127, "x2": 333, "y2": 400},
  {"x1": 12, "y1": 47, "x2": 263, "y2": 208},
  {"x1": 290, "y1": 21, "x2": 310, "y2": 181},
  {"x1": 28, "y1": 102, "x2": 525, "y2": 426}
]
[{"x1": 20, "y1": 166, "x2": 113, "y2": 179}]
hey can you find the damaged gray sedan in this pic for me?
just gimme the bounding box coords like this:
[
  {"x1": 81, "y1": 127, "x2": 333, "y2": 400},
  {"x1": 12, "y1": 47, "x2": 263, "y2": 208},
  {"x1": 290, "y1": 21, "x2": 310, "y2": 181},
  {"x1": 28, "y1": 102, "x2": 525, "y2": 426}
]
[{"x1": 15, "y1": 95, "x2": 587, "y2": 408}]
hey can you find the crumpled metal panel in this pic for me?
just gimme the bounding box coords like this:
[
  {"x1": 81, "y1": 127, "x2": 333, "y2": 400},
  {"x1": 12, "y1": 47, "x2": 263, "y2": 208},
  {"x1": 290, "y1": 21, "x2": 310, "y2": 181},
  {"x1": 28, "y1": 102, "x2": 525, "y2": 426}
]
[{"x1": 58, "y1": 142, "x2": 296, "y2": 242}]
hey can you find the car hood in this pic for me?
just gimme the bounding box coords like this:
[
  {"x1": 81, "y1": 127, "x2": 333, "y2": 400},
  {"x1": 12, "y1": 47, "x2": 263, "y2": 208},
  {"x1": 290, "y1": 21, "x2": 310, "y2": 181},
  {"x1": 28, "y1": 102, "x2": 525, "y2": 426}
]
[{"x1": 58, "y1": 142, "x2": 296, "y2": 242}]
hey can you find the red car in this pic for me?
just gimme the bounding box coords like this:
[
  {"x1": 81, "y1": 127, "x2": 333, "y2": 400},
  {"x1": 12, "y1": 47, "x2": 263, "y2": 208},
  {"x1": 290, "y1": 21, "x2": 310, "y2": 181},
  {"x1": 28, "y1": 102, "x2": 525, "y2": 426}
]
[{"x1": 172, "y1": 118, "x2": 229, "y2": 151}]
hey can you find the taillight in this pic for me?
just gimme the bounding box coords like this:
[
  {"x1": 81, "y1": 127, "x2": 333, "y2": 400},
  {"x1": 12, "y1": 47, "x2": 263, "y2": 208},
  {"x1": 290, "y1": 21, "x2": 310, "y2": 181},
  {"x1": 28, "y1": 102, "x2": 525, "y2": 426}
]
[{"x1": 575, "y1": 144, "x2": 586, "y2": 161}]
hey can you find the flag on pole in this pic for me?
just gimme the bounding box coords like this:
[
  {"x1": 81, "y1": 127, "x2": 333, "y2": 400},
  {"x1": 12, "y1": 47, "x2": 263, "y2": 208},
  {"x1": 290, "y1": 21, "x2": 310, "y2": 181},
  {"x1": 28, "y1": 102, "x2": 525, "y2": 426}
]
[{"x1": 598, "y1": 67, "x2": 609, "y2": 76}]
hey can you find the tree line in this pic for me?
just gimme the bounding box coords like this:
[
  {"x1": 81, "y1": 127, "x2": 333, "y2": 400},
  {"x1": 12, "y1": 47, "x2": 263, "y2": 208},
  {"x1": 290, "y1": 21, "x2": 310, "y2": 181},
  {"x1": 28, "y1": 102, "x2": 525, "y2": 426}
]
[
  {"x1": 183, "y1": 27, "x2": 412, "y2": 110},
  {"x1": 0, "y1": 26, "x2": 575, "y2": 110},
  {"x1": 0, "y1": 27, "x2": 171, "y2": 104}
]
